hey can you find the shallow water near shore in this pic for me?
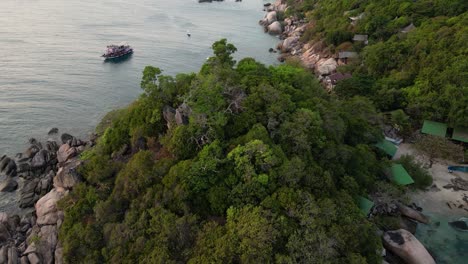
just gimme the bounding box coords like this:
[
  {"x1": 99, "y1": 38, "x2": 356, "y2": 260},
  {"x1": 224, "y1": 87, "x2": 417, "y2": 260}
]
[
  {"x1": 0, "y1": 0, "x2": 278, "y2": 212},
  {"x1": 415, "y1": 212, "x2": 468, "y2": 263}
]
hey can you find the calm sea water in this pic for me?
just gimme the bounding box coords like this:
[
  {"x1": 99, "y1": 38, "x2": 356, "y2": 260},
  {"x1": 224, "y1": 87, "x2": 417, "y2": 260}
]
[
  {"x1": 0, "y1": 0, "x2": 278, "y2": 213},
  {"x1": 415, "y1": 213, "x2": 468, "y2": 264},
  {"x1": 0, "y1": 0, "x2": 278, "y2": 156}
]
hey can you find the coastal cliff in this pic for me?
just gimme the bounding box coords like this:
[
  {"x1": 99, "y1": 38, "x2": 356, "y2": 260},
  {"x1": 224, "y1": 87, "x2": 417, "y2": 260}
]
[{"x1": 0, "y1": 132, "x2": 92, "y2": 263}]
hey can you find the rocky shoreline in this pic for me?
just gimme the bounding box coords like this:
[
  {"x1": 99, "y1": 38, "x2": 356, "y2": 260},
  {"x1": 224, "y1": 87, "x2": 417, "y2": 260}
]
[
  {"x1": 260, "y1": 0, "x2": 349, "y2": 90},
  {"x1": 259, "y1": 2, "x2": 466, "y2": 263},
  {"x1": 0, "y1": 130, "x2": 94, "y2": 263}
]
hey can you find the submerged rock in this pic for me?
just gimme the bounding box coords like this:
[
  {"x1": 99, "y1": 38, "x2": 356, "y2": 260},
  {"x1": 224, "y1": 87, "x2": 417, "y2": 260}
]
[
  {"x1": 449, "y1": 219, "x2": 468, "y2": 232},
  {"x1": 47, "y1": 128, "x2": 59, "y2": 135}
]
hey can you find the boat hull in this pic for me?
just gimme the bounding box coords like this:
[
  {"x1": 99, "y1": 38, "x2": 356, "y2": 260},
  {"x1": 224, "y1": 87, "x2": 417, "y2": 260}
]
[{"x1": 102, "y1": 49, "x2": 133, "y2": 60}]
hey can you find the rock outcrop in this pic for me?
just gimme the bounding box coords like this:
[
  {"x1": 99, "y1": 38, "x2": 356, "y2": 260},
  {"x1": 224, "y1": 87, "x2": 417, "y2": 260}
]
[
  {"x1": 259, "y1": 0, "x2": 353, "y2": 87},
  {"x1": 0, "y1": 178, "x2": 18, "y2": 192},
  {"x1": 267, "y1": 21, "x2": 282, "y2": 35},
  {"x1": 383, "y1": 229, "x2": 435, "y2": 264},
  {"x1": 397, "y1": 203, "x2": 430, "y2": 224},
  {"x1": 53, "y1": 160, "x2": 82, "y2": 190},
  {"x1": 0, "y1": 131, "x2": 88, "y2": 263},
  {"x1": 56, "y1": 143, "x2": 77, "y2": 164}
]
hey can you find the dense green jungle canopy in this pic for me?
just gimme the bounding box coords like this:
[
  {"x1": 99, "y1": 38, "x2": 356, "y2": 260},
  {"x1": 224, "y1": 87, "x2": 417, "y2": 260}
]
[
  {"x1": 59, "y1": 0, "x2": 467, "y2": 262},
  {"x1": 59, "y1": 39, "x2": 391, "y2": 263},
  {"x1": 289, "y1": 0, "x2": 467, "y2": 127}
]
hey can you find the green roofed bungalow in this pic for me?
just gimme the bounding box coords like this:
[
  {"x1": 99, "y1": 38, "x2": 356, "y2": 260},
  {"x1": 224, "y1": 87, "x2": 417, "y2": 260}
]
[
  {"x1": 452, "y1": 127, "x2": 468, "y2": 143},
  {"x1": 390, "y1": 164, "x2": 414, "y2": 185},
  {"x1": 358, "y1": 196, "x2": 374, "y2": 216},
  {"x1": 421, "y1": 120, "x2": 447, "y2": 137},
  {"x1": 375, "y1": 139, "x2": 398, "y2": 157}
]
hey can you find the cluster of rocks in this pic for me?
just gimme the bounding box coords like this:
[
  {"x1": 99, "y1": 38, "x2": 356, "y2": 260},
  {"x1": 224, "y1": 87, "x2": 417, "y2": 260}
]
[
  {"x1": 163, "y1": 103, "x2": 191, "y2": 130},
  {"x1": 260, "y1": 1, "x2": 352, "y2": 87},
  {"x1": 0, "y1": 129, "x2": 90, "y2": 264},
  {"x1": 259, "y1": 1, "x2": 288, "y2": 35},
  {"x1": 198, "y1": 0, "x2": 242, "y2": 3},
  {"x1": 367, "y1": 192, "x2": 438, "y2": 263},
  {"x1": 443, "y1": 177, "x2": 468, "y2": 191}
]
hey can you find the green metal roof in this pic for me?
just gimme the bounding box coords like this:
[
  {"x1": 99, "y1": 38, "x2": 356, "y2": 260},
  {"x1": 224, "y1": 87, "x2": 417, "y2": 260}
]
[
  {"x1": 452, "y1": 127, "x2": 468, "y2": 143},
  {"x1": 374, "y1": 139, "x2": 398, "y2": 157},
  {"x1": 358, "y1": 196, "x2": 374, "y2": 216},
  {"x1": 390, "y1": 164, "x2": 414, "y2": 185},
  {"x1": 421, "y1": 120, "x2": 447, "y2": 137}
]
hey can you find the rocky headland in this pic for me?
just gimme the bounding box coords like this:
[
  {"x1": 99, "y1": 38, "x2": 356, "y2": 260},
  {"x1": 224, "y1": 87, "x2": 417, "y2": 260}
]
[
  {"x1": 260, "y1": 0, "x2": 349, "y2": 89},
  {"x1": 0, "y1": 130, "x2": 94, "y2": 263}
]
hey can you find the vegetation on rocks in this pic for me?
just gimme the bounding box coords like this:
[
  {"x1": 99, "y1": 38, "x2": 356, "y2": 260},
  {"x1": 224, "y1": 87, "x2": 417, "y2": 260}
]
[
  {"x1": 58, "y1": 39, "x2": 394, "y2": 263},
  {"x1": 287, "y1": 0, "x2": 468, "y2": 127}
]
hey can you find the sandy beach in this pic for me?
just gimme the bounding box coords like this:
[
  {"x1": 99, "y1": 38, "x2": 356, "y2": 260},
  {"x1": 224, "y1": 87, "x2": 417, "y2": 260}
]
[{"x1": 394, "y1": 143, "x2": 468, "y2": 216}]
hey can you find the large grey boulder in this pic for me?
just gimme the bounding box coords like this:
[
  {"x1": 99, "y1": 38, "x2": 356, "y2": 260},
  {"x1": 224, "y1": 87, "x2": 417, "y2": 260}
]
[
  {"x1": 0, "y1": 223, "x2": 11, "y2": 243},
  {"x1": 0, "y1": 156, "x2": 10, "y2": 171},
  {"x1": 45, "y1": 141, "x2": 59, "y2": 153},
  {"x1": 175, "y1": 103, "x2": 191, "y2": 125},
  {"x1": 316, "y1": 58, "x2": 337, "y2": 75},
  {"x1": 60, "y1": 133, "x2": 73, "y2": 144},
  {"x1": 24, "y1": 145, "x2": 40, "y2": 159},
  {"x1": 383, "y1": 229, "x2": 435, "y2": 264},
  {"x1": 0, "y1": 179, "x2": 18, "y2": 192},
  {"x1": 35, "y1": 189, "x2": 65, "y2": 226},
  {"x1": 47, "y1": 128, "x2": 59, "y2": 135},
  {"x1": 28, "y1": 253, "x2": 40, "y2": 264},
  {"x1": 280, "y1": 36, "x2": 298, "y2": 52},
  {"x1": 266, "y1": 11, "x2": 277, "y2": 24},
  {"x1": 19, "y1": 180, "x2": 39, "y2": 208},
  {"x1": 1, "y1": 157, "x2": 17, "y2": 177},
  {"x1": 8, "y1": 246, "x2": 18, "y2": 264},
  {"x1": 31, "y1": 150, "x2": 49, "y2": 169},
  {"x1": 260, "y1": 11, "x2": 277, "y2": 26},
  {"x1": 56, "y1": 144, "x2": 76, "y2": 164},
  {"x1": 54, "y1": 242, "x2": 63, "y2": 264},
  {"x1": 0, "y1": 246, "x2": 7, "y2": 263},
  {"x1": 20, "y1": 256, "x2": 29, "y2": 264},
  {"x1": 268, "y1": 21, "x2": 282, "y2": 35},
  {"x1": 163, "y1": 105, "x2": 177, "y2": 129},
  {"x1": 53, "y1": 160, "x2": 81, "y2": 190},
  {"x1": 36, "y1": 225, "x2": 58, "y2": 264},
  {"x1": 397, "y1": 203, "x2": 429, "y2": 224}
]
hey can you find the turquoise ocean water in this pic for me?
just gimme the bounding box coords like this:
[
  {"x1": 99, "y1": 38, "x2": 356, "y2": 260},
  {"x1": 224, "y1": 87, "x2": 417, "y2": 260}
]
[{"x1": 415, "y1": 213, "x2": 468, "y2": 263}]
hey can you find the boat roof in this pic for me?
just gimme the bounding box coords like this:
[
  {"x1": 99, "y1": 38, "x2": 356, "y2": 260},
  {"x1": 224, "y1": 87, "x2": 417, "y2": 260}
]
[{"x1": 107, "y1": 42, "x2": 130, "y2": 47}]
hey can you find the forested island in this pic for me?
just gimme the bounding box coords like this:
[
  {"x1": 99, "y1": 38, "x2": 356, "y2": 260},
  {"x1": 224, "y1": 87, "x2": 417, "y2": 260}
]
[{"x1": 0, "y1": 0, "x2": 467, "y2": 263}]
